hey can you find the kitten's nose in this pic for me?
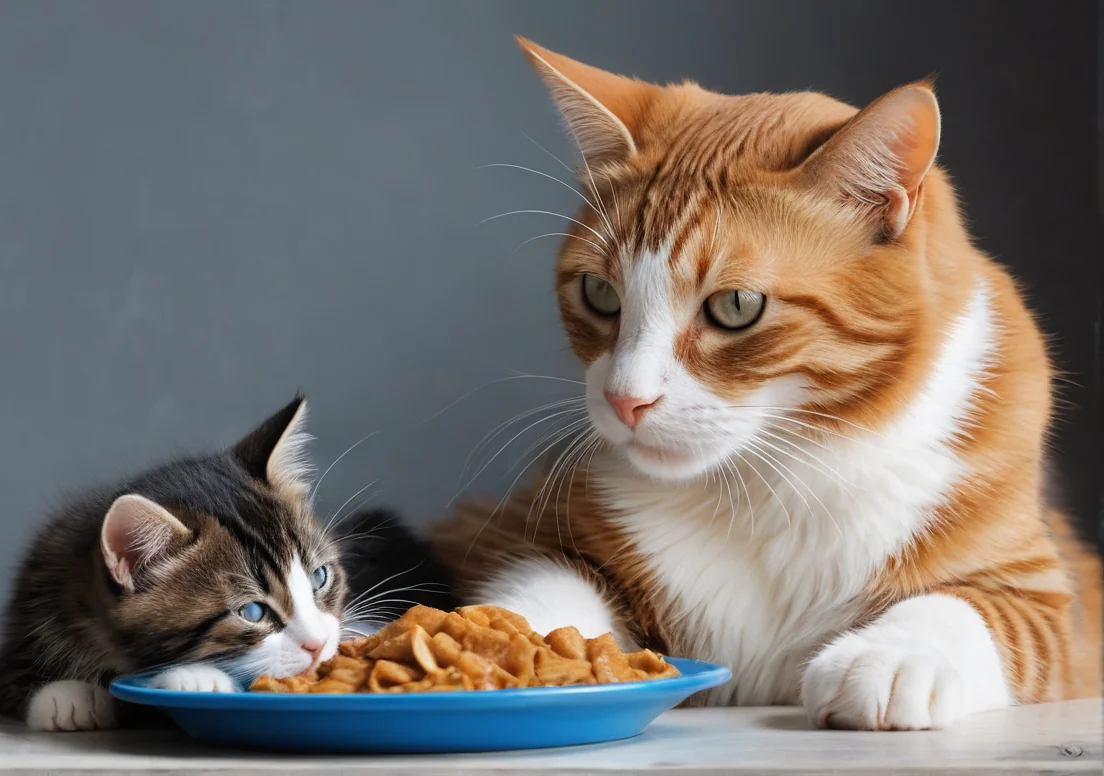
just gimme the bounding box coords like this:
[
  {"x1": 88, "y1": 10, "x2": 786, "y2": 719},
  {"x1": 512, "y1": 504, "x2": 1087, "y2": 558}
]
[
  {"x1": 301, "y1": 637, "x2": 325, "y2": 661},
  {"x1": 604, "y1": 392, "x2": 660, "y2": 430}
]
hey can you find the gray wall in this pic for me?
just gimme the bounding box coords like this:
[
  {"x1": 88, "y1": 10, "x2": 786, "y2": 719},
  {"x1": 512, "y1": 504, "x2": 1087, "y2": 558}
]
[{"x1": 0, "y1": 1, "x2": 1097, "y2": 601}]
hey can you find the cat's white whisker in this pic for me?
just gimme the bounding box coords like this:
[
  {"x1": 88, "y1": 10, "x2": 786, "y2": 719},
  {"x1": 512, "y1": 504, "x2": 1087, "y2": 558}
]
[
  {"x1": 310, "y1": 430, "x2": 379, "y2": 503},
  {"x1": 754, "y1": 426, "x2": 860, "y2": 493},
  {"x1": 538, "y1": 427, "x2": 596, "y2": 548},
  {"x1": 479, "y1": 162, "x2": 615, "y2": 236},
  {"x1": 322, "y1": 480, "x2": 379, "y2": 536},
  {"x1": 480, "y1": 209, "x2": 608, "y2": 246},
  {"x1": 514, "y1": 231, "x2": 608, "y2": 257},
  {"x1": 416, "y1": 373, "x2": 582, "y2": 429},
  {"x1": 458, "y1": 396, "x2": 586, "y2": 487},
  {"x1": 452, "y1": 405, "x2": 588, "y2": 504}
]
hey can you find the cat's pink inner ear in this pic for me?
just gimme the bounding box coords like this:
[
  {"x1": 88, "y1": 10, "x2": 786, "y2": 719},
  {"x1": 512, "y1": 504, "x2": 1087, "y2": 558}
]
[
  {"x1": 803, "y1": 83, "x2": 941, "y2": 238},
  {"x1": 516, "y1": 36, "x2": 657, "y2": 165},
  {"x1": 100, "y1": 494, "x2": 191, "y2": 591}
]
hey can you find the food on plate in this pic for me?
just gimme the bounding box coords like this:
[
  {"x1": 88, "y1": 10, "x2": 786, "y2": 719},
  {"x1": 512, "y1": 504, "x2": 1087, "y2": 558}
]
[{"x1": 250, "y1": 604, "x2": 679, "y2": 693}]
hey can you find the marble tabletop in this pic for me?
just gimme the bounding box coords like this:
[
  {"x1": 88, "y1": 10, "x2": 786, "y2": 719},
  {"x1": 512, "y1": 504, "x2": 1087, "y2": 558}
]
[{"x1": 2, "y1": 698, "x2": 1100, "y2": 775}]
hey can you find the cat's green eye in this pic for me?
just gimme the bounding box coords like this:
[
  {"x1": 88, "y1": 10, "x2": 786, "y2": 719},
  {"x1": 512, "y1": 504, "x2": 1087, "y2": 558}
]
[
  {"x1": 238, "y1": 601, "x2": 266, "y2": 623},
  {"x1": 581, "y1": 274, "x2": 621, "y2": 317},
  {"x1": 310, "y1": 565, "x2": 329, "y2": 592},
  {"x1": 705, "y1": 290, "x2": 766, "y2": 330}
]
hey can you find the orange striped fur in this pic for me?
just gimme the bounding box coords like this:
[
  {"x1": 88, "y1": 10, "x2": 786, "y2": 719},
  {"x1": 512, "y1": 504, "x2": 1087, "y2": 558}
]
[{"x1": 435, "y1": 39, "x2": 1100, "y2": 726}]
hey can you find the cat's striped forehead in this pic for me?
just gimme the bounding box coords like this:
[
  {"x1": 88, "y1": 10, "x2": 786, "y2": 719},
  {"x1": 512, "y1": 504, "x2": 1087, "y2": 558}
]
[
  {"x1": 553, "y1": 102, "x2": 930, "y2": 425},
  {"x1": 113, "y1": 453, "x2": 345, "y2": 666}
]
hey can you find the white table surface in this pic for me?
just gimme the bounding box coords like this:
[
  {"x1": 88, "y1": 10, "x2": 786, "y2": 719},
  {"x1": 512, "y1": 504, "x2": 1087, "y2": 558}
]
[{"x1": 2, "y1": 699, "x2": 1100, "y2": 775}]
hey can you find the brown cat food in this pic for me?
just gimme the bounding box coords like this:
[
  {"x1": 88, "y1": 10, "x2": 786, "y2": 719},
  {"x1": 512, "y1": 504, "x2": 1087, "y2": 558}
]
[{"x1": 249, "y1": 605, "x2": 679, "y2": 693}]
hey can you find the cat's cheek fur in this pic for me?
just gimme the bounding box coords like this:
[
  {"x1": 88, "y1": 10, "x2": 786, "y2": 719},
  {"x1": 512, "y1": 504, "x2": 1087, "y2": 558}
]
[
  {"x1": 26, "y1": 681, "x2": 117, "y2": 731},
  {"x1": 802, "y1": 594, "x2": 1011, "y2": 730},
  {"x1": 474, "y1": 559, "x2": 631, "y2": 648},
  {"x1": 248, "y1": 613, "x2": 341, "y2": 679}
]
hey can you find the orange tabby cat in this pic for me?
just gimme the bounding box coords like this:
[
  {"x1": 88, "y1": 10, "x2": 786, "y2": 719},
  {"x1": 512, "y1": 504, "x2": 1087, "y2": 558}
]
[{"x1": 435, "y1": 38, "x2": 1101, "y2": 729}]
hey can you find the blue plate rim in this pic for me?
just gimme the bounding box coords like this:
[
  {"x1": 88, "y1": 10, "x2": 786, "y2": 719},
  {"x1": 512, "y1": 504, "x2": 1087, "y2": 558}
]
[{"x1": 111, "y1": 657, "x2": 731, "y2": 710}]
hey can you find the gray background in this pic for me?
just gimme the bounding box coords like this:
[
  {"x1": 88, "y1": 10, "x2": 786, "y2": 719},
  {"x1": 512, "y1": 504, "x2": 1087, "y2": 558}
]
[{"x1": 0, "y1": 1, "x2": 1098, "y2": 602}]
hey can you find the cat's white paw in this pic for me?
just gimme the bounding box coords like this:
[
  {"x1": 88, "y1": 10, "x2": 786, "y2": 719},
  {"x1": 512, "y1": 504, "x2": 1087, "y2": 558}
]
[
  {"x1": 151, "y1": 665, "x2": 237, "y2": 693},
  {"x1": 802, "y1": 636, "x2": 964, "y2": 730},
  {"x1": 26, "y1": 681, "x2": 117, "y2": 732}
]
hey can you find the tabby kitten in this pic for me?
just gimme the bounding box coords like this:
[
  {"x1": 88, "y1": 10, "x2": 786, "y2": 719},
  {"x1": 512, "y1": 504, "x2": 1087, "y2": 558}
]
[
  {"x1": 0, "y1": 396, "x2": 454, "y2": 731},
  {"x1": 436, "y1": 39, "x2": 1101, "y2": 730}
]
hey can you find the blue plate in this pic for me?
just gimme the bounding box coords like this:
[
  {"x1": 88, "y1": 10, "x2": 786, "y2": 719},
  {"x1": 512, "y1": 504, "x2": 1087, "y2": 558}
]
[{"x1": 111, "y1": 657, "x2": 729, "y2": 753}]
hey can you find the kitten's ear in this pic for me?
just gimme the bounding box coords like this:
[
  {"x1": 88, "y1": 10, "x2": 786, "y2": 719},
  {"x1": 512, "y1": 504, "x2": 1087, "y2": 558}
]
[
  {"x1": 231, "y1": 395, "x2": 312, "y2": 496},
  {"x1": 517, "y1": 37, "x2": 658, "y2": 166},
  {"x1": 803, "y1": 83, "x2": 941, "y2": 239},
  {"x1": 101, "y1": 495, "x2": 192, "y2": 591}
]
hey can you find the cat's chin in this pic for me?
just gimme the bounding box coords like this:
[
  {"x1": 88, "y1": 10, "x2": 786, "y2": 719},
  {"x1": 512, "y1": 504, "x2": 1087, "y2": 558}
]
[{"x1": 621, "y1": 441, "x2": 715, "y2": 482}]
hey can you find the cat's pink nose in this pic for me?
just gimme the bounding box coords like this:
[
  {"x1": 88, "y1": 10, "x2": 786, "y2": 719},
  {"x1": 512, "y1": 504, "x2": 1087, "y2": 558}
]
[
  {"x1": 301, "y1": 638, "x2": 325, "y2": 660},
  {"x1": 604, "y1": 392, "x2": 659, "y2": 430}
]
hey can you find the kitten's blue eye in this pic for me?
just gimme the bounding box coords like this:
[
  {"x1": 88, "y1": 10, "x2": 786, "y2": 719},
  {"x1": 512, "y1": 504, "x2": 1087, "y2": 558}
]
[
  {"x1": 310, "y1": 566, "x2": 329, "y2": 592},
  {"x1": 238, "y1": 602, "x2": 266, "y2": 623}
]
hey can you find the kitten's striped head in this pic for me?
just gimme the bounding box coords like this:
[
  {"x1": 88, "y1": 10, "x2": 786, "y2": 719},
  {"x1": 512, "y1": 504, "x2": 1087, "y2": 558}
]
[
  {"x1": 99, "y1": 397, "x2": 347, "y2": 679},
  {"x1": 519, "y1": 39, "x2": 944, "y2": 481}
]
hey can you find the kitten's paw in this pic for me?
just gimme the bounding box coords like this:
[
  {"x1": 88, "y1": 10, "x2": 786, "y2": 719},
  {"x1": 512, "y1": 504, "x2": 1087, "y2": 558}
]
[
  {"x1": 802, "y1": 636, "x2": 964, "y2": 731},
  {"x1": 151, "y1": 665, "x2": 237, "y2": 693},
  {"x1": 26, "y1": 681, "x2": 117, "y2": 732}
]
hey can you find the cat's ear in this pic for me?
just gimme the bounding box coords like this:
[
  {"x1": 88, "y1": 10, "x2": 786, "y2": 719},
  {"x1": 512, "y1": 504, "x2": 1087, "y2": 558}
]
[
  {"x1": 101, "y1": 494, "x2": 192, "y2": 591},
  {"x1": 517, "y1": 37, "x2": 658, "y2": 166},
  {"x1": 803, "y1": 82, "x2": 941, "y2": 239},
  {"x1": 231, "y1": 396, "x2": 313, "y2": 496}
]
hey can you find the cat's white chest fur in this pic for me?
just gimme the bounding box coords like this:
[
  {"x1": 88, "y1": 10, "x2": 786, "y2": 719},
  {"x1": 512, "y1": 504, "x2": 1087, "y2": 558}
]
[
  {"x1": 603, "y1": 438, "x2": 958, "y2": 704},
  {"x1": 480, "y1": 284, "x2": 996, "y2": 707},
  {"x1": 601, "y1": 283, "x2": 995, "y2": 704}
]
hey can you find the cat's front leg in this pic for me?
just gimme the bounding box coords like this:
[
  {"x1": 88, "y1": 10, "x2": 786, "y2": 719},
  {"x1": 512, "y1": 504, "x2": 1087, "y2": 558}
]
[
  {"x1": 802, "y1": 593, "x2": 1012, "y2": 730},
  {"x1": 150, "y1": 664, "x2": 237, "y2": 693},
  {"x1": 26, "y1": 680, "x2": 117, "y2": 731},
  {"x1": 473, "y1": 558, "x2": 634, "y2": 646}
]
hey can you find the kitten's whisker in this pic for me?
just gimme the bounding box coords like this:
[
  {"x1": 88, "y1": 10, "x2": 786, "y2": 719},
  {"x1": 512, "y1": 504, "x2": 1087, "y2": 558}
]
[
  {"x1": 342, "y1": 598, "x2": 429, "y2": 619},
  {"x1": 324, "y1": 480, "x2": 379, "y2": 536},
  {"x1": 340, "y1": 561, "x2": 426, "y2": 611},
  {"x1": 343, "y1": 582, "x2": 450, "y2": 612},
  {"x1": 310, "y1": 431, "x2": 379, "y2": 502},
  {"x1": 342, "y1": 583, "x2": 451, "y2": 616}
]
